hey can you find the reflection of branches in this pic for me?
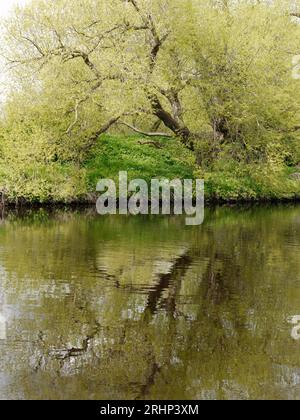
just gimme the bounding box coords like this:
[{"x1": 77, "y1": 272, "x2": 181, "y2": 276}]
[
  {"x1": 137, "y1": 362, "x2": 161, "y2": 400},
  {"x1": 145, "y1": 251, "x2": 193, "y2": 315},
  {"x1": 49, "y1": 320, "x2": 101, "y2": 361},
  {"x1": 133, "y1": 251, "x2": 194, "y2": 398}
]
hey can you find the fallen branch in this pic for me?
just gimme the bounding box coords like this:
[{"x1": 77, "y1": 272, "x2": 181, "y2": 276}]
[{"x1": 137, "y1": 140, "x2": 163, "y2": 149}]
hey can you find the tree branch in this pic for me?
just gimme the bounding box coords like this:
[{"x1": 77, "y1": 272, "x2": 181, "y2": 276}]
[
  {"x1": 66, "y1": 99, "x2": 80, "y2": 134},
  {"x1": 21, "y1": 36, "x2": 45, "y2": 57},
  {"x1": 65, "y1": 79, "x2": 103, "y2": 134},
  {"x1": 124, "y1": 0, "x2": 169, "y2": 72},
  {"x1": 118, "y1": 120, "x2": 173, "y2": 137},
  {"x1": 90, "y1": 116, "x2": 122, "y2": 141},
  {"x1": 80, "y1": 116, "x2": 122, "y2": 154}
]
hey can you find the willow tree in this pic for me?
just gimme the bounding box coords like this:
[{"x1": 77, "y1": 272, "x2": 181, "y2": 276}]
[{"x1": 2, "y1": 0, "x2": 300, "y2": 161}]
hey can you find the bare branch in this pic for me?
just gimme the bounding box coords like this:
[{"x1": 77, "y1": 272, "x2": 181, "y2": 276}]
[
  {"x1": 65, "y1": 79, "x2": 104, "y2": 134},
  {"x1": 21, "y1": 36, "x2": 45, "y2": 57},
  {"x1": 90, "y1": 116, "x2": 122, "y2": 140},
  {"x1": 66, "y1": 99, "x2": 80, "y2": 135},
  {"x1": 80, "y1": 116, "x2": 122, "y2": 154},
  {"x1": 118, "y1": 120, "x2": 173, "y2": 137},
  {"x1": 124, "y1": 0, "x2": 169, "y2": 72}
]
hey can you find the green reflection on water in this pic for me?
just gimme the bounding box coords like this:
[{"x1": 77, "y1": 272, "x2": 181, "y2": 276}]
[{"x1": 0, "y1": 204, "x2": 299, "y2": 400}]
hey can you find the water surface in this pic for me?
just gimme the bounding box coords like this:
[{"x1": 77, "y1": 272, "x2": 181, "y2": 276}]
[{"x1": 0, "y1": 205, "x2": 299, "y2": 400}]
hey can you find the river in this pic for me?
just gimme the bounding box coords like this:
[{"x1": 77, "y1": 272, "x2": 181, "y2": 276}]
[{"x1": 0, "y1": 204, "x2": 299, "y2": 400}]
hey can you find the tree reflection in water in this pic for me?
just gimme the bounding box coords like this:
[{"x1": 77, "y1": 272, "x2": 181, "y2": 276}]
[{"x1": 0, "y1": 205, "x2": 299, "y2": 399}]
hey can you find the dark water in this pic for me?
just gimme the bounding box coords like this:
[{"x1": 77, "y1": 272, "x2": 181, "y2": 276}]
[{"x1": 0, "y1": 205, "x2": 300, "y2": 400}]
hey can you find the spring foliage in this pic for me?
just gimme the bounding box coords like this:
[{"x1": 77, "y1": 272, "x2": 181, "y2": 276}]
[{"x1": 1, "y1": 0, "x2": 300, "y2": 201}]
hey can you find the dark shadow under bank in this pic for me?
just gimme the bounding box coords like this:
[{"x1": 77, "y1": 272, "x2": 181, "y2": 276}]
[
  {"x1": 1, "y1": 193, "x2": 300, "y2": 209},
  {"x1": 0, "y1": 197, "x2": 300, "y2": 221}
]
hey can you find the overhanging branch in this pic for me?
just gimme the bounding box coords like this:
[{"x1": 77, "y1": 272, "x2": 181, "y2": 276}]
[{"x1": 118, "y1": 120, "x2": 173, "y2": 138}]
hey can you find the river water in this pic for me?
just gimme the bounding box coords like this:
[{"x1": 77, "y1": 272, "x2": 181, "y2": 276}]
[{"x1": 0, "y1": 204, "x2": 299, "y2": 400}]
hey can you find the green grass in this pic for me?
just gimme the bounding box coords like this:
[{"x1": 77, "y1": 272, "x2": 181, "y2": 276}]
[
  {"x1": 84, "y1": 134, "x2": 195, "y2": 190},
  {"x1": 84, "y1": 135, "x2": 300, "y2": 202}
]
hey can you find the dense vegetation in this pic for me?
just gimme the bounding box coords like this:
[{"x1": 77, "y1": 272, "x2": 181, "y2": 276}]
[{"x1": 1, "y1": 0, "x2": 300, "y2": 203}]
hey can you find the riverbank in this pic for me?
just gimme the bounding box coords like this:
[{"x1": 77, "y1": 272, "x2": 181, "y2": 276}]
[{"x1": 1, "y1": 135, "x2": 300, "y2": 205}]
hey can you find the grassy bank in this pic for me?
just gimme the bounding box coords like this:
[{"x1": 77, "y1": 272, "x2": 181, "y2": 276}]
[
  {"x1": 1, "y1": 134, "x2": 300, "y2": 204},
  {"x1": 84, "y1": 135, "x2": 300, "y2": 203},
  {"x1": 84, "y1": 135, "x2": 195, "y2": 191}
]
